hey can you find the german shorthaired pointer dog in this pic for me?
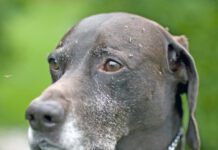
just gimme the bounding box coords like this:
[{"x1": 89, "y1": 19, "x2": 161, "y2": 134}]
[{"x1": 26, "y1": 12, "x2": 200, "y2": 150}]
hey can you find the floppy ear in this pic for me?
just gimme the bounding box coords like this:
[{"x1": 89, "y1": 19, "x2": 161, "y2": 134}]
[
  {"x1": 167, "y1": 36, "x2": 200, "y2": 150},
  {"x1": 173, "y1": 35, "x2": 189, "y2": 50}
]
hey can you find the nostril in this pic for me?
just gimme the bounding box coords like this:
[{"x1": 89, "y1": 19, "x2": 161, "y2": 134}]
[
  {"x1": 28, "y1": 114, "x2": 35, "y2": 121},
  {"x1": 43, "y1": 114, "x2": 53, "y2": 123},
  {"x1": 25, "y1": 109, "x2": 35, "y2": 122}
]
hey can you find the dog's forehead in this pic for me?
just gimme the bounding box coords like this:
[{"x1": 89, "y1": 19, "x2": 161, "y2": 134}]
[{"x1": 54, "y1": 13, "x2": 167, "y2": 63}]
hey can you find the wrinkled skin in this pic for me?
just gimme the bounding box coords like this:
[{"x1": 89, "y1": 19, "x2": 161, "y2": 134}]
[{"x1": 26, "y1": 13, "x2": 199, "y2": 150}]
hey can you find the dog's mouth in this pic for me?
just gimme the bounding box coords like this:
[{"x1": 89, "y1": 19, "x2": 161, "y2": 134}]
[
  {"x1": 31, "y1": 139, "x2": 64, "y2": 150},
  {"x1": 28, "y1": 124, "x2": 85, "y2": 150},
  {"x1": 28, "y1": 128, "x2": 65, "y2": 150}
]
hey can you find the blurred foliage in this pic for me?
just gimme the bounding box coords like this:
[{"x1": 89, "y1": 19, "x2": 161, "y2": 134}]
[{"x1": 0, "y1": 0, "x2": 218, "y2": 149}]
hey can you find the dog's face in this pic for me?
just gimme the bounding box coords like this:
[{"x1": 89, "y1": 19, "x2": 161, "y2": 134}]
[{"x1": 26, "y1": 13, "x2": 199, "y2": 150}]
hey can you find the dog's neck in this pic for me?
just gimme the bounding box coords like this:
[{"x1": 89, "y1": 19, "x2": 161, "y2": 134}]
[{"x1": 116, "y1": 111, "x2": 182, "y2": 150}]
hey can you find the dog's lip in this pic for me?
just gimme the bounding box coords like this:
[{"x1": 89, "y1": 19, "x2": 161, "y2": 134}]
[
  {"x1": 32, "y1": 139, "x2": 64, "y2": 150},
  {"x1": 29, "y1": 128, "x2": 66, "y2": 150}
]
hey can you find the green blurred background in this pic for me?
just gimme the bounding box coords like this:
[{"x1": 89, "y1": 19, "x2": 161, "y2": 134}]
[{"x1": 0, "y1": 0, "x2": 217, "y2": 149}]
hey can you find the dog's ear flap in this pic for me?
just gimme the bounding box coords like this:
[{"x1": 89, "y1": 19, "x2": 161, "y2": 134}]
[
  {"x1": 167, "y1": 37, "x2": 200, "y2": 150},
  {"x1": 173, "y1": 35, "x2": 189, "y2": 50}
]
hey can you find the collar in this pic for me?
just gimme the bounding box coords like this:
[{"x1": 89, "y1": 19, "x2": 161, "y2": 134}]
[{"x1": 167, "y1": 128, "x2": 183, "y2": 150}]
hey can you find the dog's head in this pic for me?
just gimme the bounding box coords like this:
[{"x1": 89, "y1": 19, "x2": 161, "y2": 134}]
[{"x1": 26, "y1": 13, "x2": 199, "y2": 150}]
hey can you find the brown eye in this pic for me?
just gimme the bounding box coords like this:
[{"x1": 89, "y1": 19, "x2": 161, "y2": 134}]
[
  {"x1": 48, "y1": 58, "x2": 60, "y2": 70},
  {"x1": 101, "y1": 59, "x2": 123, "y2": 72}
]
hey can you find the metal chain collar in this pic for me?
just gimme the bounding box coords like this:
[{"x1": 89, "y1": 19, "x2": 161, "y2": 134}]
[{"x1": 167, "y1": 128, "x2": 183, "y2": 150}]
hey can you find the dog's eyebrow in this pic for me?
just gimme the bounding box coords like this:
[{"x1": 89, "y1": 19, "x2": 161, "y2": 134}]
[
  {"x1": 47, "y1": 53, "x2": 56, "y2": 61},
  {"x1": 47, "y1": 52, "x2": 63, "y2": 63},
  {"x1": 48, "y1": 49, "x2": 71, "y2": 61},
  {"x1": 92, "y1": 46, "x2": 121, "y2": 56}
]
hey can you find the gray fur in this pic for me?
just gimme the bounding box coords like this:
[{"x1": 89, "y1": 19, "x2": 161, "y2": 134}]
[{"x1": 26, "y1": 12, "x2": 200, "y2": 150}]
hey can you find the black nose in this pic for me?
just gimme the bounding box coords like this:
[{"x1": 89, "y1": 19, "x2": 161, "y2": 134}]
[{"x1": 25, "y1": 100, "x2": 65, "y2": 132}]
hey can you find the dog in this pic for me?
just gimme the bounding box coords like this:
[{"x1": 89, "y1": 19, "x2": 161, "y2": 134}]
[{"x1": 25, "y1": 12, "x2": 200, "y2": 150}]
